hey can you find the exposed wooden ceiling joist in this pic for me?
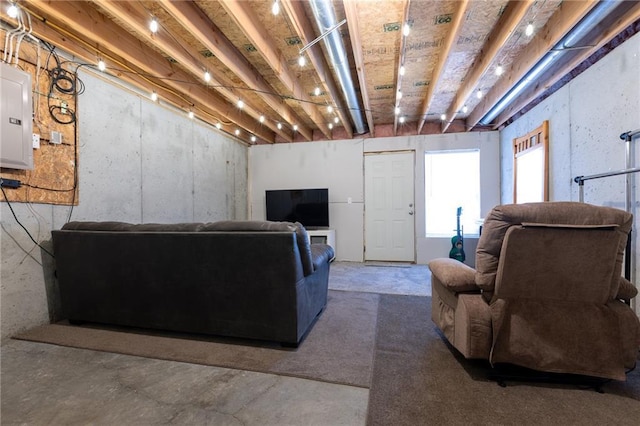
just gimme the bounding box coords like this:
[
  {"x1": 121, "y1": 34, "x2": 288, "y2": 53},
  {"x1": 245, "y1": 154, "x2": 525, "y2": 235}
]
[
  {"x1": 441, "y1": 0, "x2": 534, "y2": 133},
  {"x1": 466, "y1": 0, "x2": 598, "y2": 129},
  {"x1": 218, "y1": 0, "x2": 331, "y2": 140},
  {"x1": 416, "y1": 0, "x2": 470, "y2": 134},
  {"x1": 96, "y1": 0, "x2": 292, "y2": 143},
  {"x1": 281, "y1": 0, "x2": 353, "y2": 139},
  {"x1": 157, "y1": 0, "x2": 311, "y2": 141},
  {"x1": 24, "y1": 0, "x2": 275, "y2": 143}
]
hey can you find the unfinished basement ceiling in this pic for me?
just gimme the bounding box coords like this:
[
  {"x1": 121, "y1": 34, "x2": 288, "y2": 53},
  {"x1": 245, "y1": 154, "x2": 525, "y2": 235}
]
[{"x1": 5, "y1": 0, "x2": 640, "y2": 145}]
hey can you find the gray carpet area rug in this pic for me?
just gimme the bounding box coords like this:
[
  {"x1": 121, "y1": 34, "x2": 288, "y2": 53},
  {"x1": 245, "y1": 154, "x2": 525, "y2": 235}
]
[
  {"x1": 14, "y1": 290, "x2": 378, "y2": 388},
  {"x1": 367, "y1": 294, "x2": 640, "y2": 426}
]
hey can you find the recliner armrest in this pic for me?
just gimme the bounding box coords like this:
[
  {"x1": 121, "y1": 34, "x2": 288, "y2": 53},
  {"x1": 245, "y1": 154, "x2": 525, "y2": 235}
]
[
  {"x1": 428, "y1": 258, "x2": 479, "y2": 293},
  {"x1": 617, "y1": 276, "x2": 638, "y2": 301}
]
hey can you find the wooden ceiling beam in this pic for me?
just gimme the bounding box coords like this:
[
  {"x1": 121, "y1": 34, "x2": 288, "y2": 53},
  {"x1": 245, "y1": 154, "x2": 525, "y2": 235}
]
[
  {"x1": 493, "y1": 1, "x2": 640, "y2": 128},
  {"x1": 342, "y1": 0, "x2": 374, "y2": 137},
  {"x1": 24, "y1": 0, "x2": 275, "y2": 143},
  {"x1": 97, "y1": 0, "x2": 292, "y2": 142},
  {"x1": 416, "y1": 0, "x2": 470, "y2": 134},
  {"x1": 217, "y1": 0, "x2": 332, "y2": 140},
  {"x1": 441, "y1": 0, "x2": 534, "y2": 133},
  {"x1": 466, "y1": 0, "x2": 598, "y2": 129},
  {"x1": 157, "y1": 0, "x2": 313, "y2": 142},
  {"x1": 280, "y1": 0, "x2": 353, "y2": 139},
  {"x1": 393, "y1": 0, "x2": 411, "y2": 136}
]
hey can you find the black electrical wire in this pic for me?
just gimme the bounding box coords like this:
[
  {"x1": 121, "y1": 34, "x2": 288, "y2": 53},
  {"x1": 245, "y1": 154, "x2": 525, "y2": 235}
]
[{"x1": 0, "y1": 185, "x2": 55, "y2": 259}]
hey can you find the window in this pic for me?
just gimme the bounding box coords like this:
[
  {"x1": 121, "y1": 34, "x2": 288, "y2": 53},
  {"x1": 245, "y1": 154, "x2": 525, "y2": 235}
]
[{"x1": 425, "y1": 150, "x2": 480, "y2": 236}]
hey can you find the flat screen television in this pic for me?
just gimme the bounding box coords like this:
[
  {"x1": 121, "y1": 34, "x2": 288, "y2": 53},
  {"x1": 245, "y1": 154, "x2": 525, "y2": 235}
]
[{"x1": 265, "y1": 188, "x2": 329, "y2": 228}]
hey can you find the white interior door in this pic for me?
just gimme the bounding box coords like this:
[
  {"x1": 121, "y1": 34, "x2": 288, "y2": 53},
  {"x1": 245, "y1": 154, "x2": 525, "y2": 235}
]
[{"x1": 364, "y1": 151, "x2": 415, "y2": 262}]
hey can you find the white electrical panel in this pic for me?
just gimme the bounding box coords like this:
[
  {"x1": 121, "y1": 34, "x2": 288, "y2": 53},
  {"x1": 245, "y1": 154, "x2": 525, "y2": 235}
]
[{"x1": 1, "y1": 62, "x2": 33, "y2": 170}]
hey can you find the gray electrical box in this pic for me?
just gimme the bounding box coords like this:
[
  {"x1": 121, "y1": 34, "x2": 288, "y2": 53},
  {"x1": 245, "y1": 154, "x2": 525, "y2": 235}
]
[{"x1": 1, "y1": 62, "x2": 33, "y2": 170}]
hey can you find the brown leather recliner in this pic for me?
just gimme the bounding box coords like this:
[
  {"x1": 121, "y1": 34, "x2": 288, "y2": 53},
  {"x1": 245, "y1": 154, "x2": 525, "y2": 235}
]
[{"x1": 429, "y1": 202, "x2": 640, "y2": 381}]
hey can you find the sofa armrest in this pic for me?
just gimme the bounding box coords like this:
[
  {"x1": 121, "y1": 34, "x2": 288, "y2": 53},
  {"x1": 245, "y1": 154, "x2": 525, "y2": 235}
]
[
  {"x1": 311, "y1": 244, "x2": 335, "y2": 271},
  {"x1": 429, "y1": 258, "x2": 479, "y2": 293},
  {"x1": 616, "y1": 276, "x2": 638, "y2": 301}
]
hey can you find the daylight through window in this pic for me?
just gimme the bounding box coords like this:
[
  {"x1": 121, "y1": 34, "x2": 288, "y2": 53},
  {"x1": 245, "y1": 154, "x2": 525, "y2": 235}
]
[{"x1": 425, "y1": 150, "x2": 481, "y2": 236}]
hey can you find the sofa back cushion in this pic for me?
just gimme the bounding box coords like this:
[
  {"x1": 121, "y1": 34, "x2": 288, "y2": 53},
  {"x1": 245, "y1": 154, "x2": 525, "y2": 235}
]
[
  {"x1": 62, "y1": 220, "x2": 315, "y2": 277},
  {"x1": 475, "y1": 202, "x2": 632, "y2": 302},
  {"x1": 199, "y1": 221, "x2": 314, "y2": 276}
]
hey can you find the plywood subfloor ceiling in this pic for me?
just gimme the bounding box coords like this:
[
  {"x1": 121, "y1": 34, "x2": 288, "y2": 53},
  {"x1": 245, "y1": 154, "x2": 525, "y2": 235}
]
[{"x1": 5, "y1": 0, "x2": 640, "y2": 145}]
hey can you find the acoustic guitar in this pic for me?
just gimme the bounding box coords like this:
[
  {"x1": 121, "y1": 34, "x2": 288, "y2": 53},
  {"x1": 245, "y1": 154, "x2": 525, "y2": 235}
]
[{"x1": 449, "y1": 207, "x2": 466, "y2": 263}]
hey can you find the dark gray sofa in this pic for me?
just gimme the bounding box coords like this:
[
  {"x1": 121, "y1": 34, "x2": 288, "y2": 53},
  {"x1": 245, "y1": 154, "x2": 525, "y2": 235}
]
[{"x1": 51, "y1": 220, "x2": 335, "y2": 346}]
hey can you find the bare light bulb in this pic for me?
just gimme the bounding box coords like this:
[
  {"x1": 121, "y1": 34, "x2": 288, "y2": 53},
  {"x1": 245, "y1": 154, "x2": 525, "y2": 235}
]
[
  {"x1": 251, "y1": 135, "x2": 257, "y2": 143},
  {"x1": 399, "y1": 116, "x2": 406, "y2": 124},
  {"x1": 188, "y1": 111, "x2": 195, "y2": 119},
  {"x1": 476, "y1": 89, "x2": 483, "y2": 99},
  {"x1": 272, "y1": 0, "x2": 280, "y2": 15},
  {"x1": 440, "y1": 113, "x2": 446, "y2": 121},
  {"x1": 327, "y1": 105, "x2": 334, "y2": 113},
  {"x1": 525, "y1": 23, "x2": 534, "y2": 37},
  {"x1": 97, "y1": 59, "x2": 106, "y2": 71},
  {"x1": 259, "y1": 115, "x2": 265, "y2": 123},
  {"x1": 216, "y1": 122, "x2": 222, "y2": 129},
  {"x1": 235, "y1": 129, "x2": 240, "y2": 136},
  {"x1": 403, "y1": 23, "x2": 411, "y2": 37},
  {"x1": 151, "y1": 91, "x2": 158, "y2": 102},
  {"x1": 394, "y1": 106, "x2": 400, "y2": 115},
  {"x1": 495, "y1": 65, "x2": 503, "y2": 76},
  {"x1": 298, "y1": 55, "x2": 306, "y2": 67},
  {"x1": 7, "y1": 3, "x2": 18, "y2": 18},
  {"x1": 237, "y1": 99, "x2": 244, "y2": 109},
  {"x1": 149, "y1": 18, "x2": 159, "y2": 33},
  {"x1": 204, "y1": 71, "x2": 211, "y2": 82},
  {"x1": 314, "y1": 87, "x2": 321, "y2": 96}
]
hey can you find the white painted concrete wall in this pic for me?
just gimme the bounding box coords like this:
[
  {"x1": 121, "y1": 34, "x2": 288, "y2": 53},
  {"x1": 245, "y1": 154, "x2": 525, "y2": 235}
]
[
  {"x1": 499, "y1": 31, "x2": 640, "y2": 314},
  {"x1": 248, "y1": 131, "x2": 500, "y2": 264},
  {"x1": 0, "y1": 71, "x2": 248, "y2": 340}
]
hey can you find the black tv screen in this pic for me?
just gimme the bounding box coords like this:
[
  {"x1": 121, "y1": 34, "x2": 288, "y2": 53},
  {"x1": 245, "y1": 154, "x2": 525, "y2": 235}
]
[{"x1": 265, "y1": 188, "x2": 329, "y2": 228}]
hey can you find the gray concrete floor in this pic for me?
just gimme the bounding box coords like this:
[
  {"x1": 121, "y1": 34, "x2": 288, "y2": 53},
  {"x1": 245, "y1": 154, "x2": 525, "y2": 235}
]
[{"x1": 1, "y1": 262, "x2": 428, "y2": 425}]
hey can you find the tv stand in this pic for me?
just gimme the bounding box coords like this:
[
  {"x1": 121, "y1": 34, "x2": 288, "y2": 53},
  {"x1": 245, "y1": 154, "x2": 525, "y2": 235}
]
[{"x1": 307, "y1": 229, "x2": 336, "y2": 251}]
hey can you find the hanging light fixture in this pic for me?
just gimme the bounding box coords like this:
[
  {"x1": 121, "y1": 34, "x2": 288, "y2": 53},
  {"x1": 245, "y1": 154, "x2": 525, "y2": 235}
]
[
  {"x1": 259, "y1": 115, "x2": 265, "y2": 123},
  {"x1": 151, "y1": 91, "x2": 158, "y2": 102},
  {"x1": 237, "y1": 99, "x2": 244, "y2": 109},
  {"x1": 188, "y1": 111, "x2": 195, "y2": 119},
  {"x1": 204, "y1": 71, "x2": 211, "y2": 83},
  {"x1": 495, "y1": 65, "x2": 504, "y2": 76},
  {"x1": 272, "y1": 0, "x2": 280, "y2": 15},
  {"x1": 476, "y1": 89, "x2": 483, "y2": 99},
  {"x1": 97, "y1": 59, "x2": 106, "y2": 71}
]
